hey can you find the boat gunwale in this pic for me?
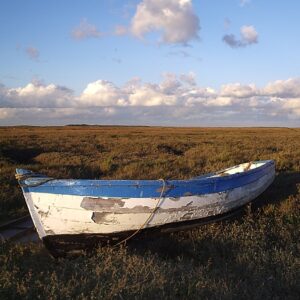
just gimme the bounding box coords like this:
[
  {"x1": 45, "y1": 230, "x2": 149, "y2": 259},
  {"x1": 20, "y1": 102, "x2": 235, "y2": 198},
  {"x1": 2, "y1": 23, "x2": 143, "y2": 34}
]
[{"x1": 18, "y1": 160, "x2": 275, "y2": 188}]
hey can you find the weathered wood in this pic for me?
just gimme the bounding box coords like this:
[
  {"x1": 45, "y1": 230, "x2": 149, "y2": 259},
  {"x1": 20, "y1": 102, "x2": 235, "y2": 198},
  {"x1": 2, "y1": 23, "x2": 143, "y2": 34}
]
[
  {"x1": 42, "y1": 206, "x2": 245, "y2": 257},
  {"x1": 16, "y1": 160, "x2": 275, "y2": 253}
]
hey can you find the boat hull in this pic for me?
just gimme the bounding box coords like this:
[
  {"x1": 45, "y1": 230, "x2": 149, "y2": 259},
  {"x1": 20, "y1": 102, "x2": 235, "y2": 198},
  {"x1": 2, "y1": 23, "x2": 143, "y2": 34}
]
[
  {"x1": 42, "y1": 206, "x2": 246, "y2": 256},
  {"x1": 16, "y1": 160, "x2": 275, "y2": 254}
]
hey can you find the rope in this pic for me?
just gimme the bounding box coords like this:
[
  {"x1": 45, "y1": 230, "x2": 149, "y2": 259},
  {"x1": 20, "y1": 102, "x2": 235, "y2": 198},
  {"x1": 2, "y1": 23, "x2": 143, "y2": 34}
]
[
  {"x1": 244, "y1": 161, "x2": 252, "y2": 171},
  {"x1": 15, "y1": 173, "x2": 55, "y2": 187},
  {"x1": 15, "y1": 173, "x2": 31, "y2": 181},
  {"x1": 16, "y1": 172, "x2": 166, "y2": 244},
  {"x1": 114, "y1": 178, "x2": 166, "y2": 247}
]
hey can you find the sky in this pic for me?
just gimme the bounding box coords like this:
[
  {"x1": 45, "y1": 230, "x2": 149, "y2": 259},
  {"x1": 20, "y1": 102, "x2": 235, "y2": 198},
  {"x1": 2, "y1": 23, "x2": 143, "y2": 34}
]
[{"x1": 0, "y1": 0, "x2": 300, "y2": 126}]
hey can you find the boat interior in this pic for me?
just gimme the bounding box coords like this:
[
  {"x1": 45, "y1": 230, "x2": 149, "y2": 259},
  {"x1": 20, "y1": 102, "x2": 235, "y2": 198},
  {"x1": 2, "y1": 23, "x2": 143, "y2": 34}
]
[
  {"x1": 192, "y1": 161, "x2": 269, "y2": 180},
  {"x1": 212, "y1": 161, "x2": 268, "y2": 177}
]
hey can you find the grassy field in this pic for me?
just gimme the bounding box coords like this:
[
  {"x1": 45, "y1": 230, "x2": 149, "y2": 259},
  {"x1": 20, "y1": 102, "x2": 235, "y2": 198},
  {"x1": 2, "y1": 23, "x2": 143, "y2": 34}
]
[{"x1": 0, "y1": 126, "x2": 299, "y2": 299}]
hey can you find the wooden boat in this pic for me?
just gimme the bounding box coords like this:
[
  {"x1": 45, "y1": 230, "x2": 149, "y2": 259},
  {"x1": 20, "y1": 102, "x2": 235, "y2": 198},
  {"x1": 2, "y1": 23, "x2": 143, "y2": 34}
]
[{"x1": 16, "y1": 160, "x2": 275, "y2": 254}]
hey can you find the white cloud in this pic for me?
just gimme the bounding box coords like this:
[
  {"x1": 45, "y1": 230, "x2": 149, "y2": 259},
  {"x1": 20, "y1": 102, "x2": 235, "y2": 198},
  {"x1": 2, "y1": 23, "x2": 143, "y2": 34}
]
[
  {"x1": 130, "y1": 0, "x2": 200, "y2": 45},
  {"x1": 205, "y1": 96, "x2": 233, "y2": 107},
  {"x1": 223, "y1": 25, "x2": 258, "y2": 48},
  {"x1": 220, "y1": 83, "x2": 257, "y2": 98},
  {"x1": 263, "y1": 78, "x2": 300, "y2": 98},
  {"x1": 71, "y1": 19, "x2": 102, "y2": 40},
  {"x1": 80, "y1": 80, "x2": 128, "y2": 106},
  {"x1": 179, "y1": 72, "x2": 197, "y2": 86},
  {"x1": 159, "y1": 73, "x2": 181, "y2": 93},
  {"x1": 240, "y1": 25, "x2": 258, "y2": 44},
  {"x1": 129, "y1": 84, "x2": 177, "y2": 106},
  {"x1": 281, "y1": 99, "x2": 300, "y2": 116},
  {"x1": 182, "y1": 86, "x2": 216, "y2": 107},
  {"x1": 0, "y1": 81, "x2": 73, "y2": 108},
  {"x1": 1, "y1": 75, "x2": 300, "y2": 126}
]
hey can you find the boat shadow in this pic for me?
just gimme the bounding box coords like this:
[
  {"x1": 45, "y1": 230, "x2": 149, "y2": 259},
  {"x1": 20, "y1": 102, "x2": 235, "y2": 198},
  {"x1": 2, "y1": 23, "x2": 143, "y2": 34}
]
[
  {"x1": 252, "y1": 171, "x2": 300, "y2": 209},
  {"x1": 125, "y1": 233, "x2": 295, "y2": 299}
]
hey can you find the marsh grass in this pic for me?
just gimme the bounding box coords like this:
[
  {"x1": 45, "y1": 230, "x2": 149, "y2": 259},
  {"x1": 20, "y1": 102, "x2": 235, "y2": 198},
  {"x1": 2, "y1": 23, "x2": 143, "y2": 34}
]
[{"x1": 0, "y1": 126, "x2": 299, "y2": 299}]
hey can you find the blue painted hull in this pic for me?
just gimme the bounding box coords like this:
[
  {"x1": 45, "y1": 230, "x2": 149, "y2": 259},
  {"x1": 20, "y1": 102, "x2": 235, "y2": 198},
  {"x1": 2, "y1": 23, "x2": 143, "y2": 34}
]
[
  {"x1": 16, "y1": 160, "x2": 275, "y2": 255},
  {"x1": 17, "y1": 160, "x2": 275, "y2": 198}
]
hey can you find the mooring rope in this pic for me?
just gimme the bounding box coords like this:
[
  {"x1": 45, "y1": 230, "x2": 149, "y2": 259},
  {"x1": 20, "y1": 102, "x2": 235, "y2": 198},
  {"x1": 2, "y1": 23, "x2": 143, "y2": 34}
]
[
  {"x1": 114, "y1": 178, "x2": 166, "y2": 247},
  {"x1": 15, "y1": 173, "x2": 55, "y2": 187},
  {"x1": 16, "y1": 172, "x2": 167, "y2": 245},
  {"x1": 15, "y1": 173, "x2": 31, "y2": 181}
]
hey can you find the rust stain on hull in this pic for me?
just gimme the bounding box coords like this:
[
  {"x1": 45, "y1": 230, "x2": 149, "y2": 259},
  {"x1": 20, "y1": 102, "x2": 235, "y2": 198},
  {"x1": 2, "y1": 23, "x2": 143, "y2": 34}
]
[
  {"x1": 168, "y1": 197, "x2": 181, "y2": 201},
  {"x1": 92, "y1": 212, "x2": 110, "y2": 224},
  {"x1": 183, "y1": 192, "x2": 193, "y2": 196},
  {"x1": 81, "y1": 197, "x2": 125, "y2": 210},
  {"x1": 156, "y1": 185, "x2": 174, "y2": 193},
  {"x1": 88, "y1": 200, "x2": 240, "y2": 216},
  {"x1": 180, "y1": 212, "x2": 194, "y2": 220}
]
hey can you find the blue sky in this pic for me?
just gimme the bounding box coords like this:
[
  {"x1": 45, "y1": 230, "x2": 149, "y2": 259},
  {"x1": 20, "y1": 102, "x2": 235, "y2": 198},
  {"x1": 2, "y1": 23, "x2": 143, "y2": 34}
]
[{"x1": 0, "y1": 0, "x2": 299, "y2": 126}]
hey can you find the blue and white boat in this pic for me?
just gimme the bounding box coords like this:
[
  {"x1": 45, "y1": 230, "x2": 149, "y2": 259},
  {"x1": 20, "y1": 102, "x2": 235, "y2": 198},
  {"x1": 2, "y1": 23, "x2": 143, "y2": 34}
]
[{"x1": 16, "y1": 160, "x2": 275, "y2": 253}]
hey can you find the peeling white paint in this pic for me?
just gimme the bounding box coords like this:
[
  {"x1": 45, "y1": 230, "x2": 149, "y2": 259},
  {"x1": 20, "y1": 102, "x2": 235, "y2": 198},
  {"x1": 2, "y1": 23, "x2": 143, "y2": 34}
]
[{"x1": 22, "y1": 171, "x2": 274, "y2": 238}]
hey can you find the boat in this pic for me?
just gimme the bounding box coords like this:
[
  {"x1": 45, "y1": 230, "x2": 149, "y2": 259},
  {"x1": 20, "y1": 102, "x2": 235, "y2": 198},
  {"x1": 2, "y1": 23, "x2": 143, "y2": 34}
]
[{"x1": 16, "y1": 160, "x2": 275, "y2": 255}]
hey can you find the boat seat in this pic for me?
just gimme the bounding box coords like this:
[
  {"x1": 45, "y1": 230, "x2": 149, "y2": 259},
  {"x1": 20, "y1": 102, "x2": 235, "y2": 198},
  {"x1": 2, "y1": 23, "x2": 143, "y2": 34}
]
[
  {"x1": 219, "y1": 172, "x2": 230, "y2": 177},
  {"x1": 243, "y1": 162, "x2": 252, "y2": 172}
]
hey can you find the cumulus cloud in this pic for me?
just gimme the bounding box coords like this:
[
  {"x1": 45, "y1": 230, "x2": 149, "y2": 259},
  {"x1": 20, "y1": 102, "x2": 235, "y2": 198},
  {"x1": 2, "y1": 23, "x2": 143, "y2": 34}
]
[
  {"x1": 220, "y1": 83, "x2": 257, "y2": 98},
  {"x1": 241, "y1": 26, "x2": 258, "y2": 43},
  {"x1": 71, "y1": 19, "x2": 102, "y2": 40},
  {"x1": 263, "y1": 78, "x2": 300, "y2": 98},
  {"x1": 79, "y1": 74, "x2": 180, "y2": 107},
  {"x1": 282, "y1": 99, "x2": 300, "y2": 116},
  {"x1": 179, "y1": 72, "x2": 197, "y2": 86},
  {"x1": 80, "y1": 80, "x2": 127, "y2": 106},
  {"x1": 130, "y1": 0, "x2": 200, "y2": 45},
  {"x1": 223, "y1": 25, "x2": 258, "y2": 48},
  {"x1": 1, "y1": 75, "x2": 300, "y2": 126},
  {"x1": 205, "y1": 96, "x2": 233, "y2": 107},
  {"x1": 0, "y1": 81, "x2": 73, "y2": 108},
  {"x1": 25, "y1": 46, "x2": 40, "y2": 61},
  {"x1": 159, "y1": 72, "x2": 181, "y2": 93},
  {"x1": 129, "y1": 84, "x2": 177, "y2": 106}
]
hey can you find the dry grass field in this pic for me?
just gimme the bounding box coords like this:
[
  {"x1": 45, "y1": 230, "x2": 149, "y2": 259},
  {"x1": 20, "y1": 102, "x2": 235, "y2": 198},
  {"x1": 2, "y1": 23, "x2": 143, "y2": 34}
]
[{"x1": 0, "y1": 126, "x2": 299, "y2": 299}]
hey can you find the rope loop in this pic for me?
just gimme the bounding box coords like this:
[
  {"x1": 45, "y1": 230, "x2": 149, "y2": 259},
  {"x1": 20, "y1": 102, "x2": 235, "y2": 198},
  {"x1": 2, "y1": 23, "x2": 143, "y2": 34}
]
[
  {"x1": 15, "y1": 173, "x2": 30, "y2": 181},
  {"x1": 114, "y1": 178, "x2": 166, "y2": 247}
]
